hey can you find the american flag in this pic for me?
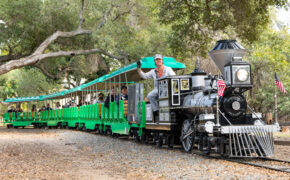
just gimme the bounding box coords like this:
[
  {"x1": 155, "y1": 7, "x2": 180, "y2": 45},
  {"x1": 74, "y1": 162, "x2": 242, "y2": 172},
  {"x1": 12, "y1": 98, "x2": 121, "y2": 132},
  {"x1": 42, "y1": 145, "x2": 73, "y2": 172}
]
[
  {"x1": 275, "y1": 73, "x2": 287, "y2": 94},
  {"x1": 218, "y1": 79, "x2": 226, "y2": 97}
]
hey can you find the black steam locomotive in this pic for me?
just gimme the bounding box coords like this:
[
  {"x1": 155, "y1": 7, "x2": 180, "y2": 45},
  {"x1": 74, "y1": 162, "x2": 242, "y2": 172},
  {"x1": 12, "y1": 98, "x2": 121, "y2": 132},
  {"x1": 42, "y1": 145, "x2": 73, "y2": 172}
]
[{"x1": 140, "y1": 40, "x2": 280, "y2": 157}]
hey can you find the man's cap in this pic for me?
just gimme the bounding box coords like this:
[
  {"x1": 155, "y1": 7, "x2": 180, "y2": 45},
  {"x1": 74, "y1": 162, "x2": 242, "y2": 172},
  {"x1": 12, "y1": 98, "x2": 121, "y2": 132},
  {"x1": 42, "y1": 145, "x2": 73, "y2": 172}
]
[{"x1": 154, "y1": 54, "x2": 163, "y2": 60}]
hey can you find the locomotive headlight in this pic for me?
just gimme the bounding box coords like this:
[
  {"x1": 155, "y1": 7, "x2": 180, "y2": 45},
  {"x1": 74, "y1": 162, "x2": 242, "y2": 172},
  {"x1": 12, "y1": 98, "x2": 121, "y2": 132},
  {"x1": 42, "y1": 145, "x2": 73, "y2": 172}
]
[
  {"x1": 236, "y1": 69, "x2": 249, "y2": 82},
  {"x1": 224, "y1": 61, "x2": 252, "y2": 87}
]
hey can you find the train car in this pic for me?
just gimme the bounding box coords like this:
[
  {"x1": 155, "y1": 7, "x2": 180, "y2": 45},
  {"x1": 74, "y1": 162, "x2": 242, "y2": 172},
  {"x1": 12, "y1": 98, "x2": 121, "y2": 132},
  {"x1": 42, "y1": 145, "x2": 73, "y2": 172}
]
[{"x1": 2, "y1": 40, "x2": 280, "y2": 158}]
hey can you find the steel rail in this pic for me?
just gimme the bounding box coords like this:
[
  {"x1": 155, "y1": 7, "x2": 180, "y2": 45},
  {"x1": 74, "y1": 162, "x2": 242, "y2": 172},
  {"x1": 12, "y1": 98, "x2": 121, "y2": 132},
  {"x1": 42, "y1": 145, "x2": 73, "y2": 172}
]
[
  {"x1": 188, "y1": 147, "x2": 290, "y2": 174},
  {"x1": 223, "y1": 158, "x2": 290, "y2": 173}
]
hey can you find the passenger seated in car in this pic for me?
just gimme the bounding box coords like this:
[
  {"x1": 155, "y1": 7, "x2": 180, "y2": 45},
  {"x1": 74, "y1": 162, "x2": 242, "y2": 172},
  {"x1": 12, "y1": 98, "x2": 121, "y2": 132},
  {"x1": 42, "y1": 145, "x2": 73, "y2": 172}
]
[
  {"x1": 96, "y1": 93, "x2": 105, "y2": 104},
  {"x1": 7, "y1": 106, "x2": 16, "y2": 113},
  {"x1": 54, "y1": 102, "x2": 61, "y2": 109},
  {"x1": 46, "y1": 103, "x2": 52, "y2": 110},
  {"x1": 78, "y1": 99, "x2": 83, "y2": 107},
  {"x1": 16, "y1": 104, "x2": 23, "y2": 112},
  {"x1": 105, "y1": 89, "x2": 115, "y2": 108},
  {"x1": 39, "y1": 105, "x2": 46, "y2": 112},
  {"x1": 31, "y1": 104, "x2": 37, "y2": 112},
  {"x1": 116, "y1": 86, "x2": 128, "y2": 104}
]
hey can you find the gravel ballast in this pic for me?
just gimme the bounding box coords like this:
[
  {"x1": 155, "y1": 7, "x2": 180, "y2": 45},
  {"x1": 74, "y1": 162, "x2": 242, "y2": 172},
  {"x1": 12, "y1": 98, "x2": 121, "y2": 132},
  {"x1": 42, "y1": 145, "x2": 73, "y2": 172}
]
[{"x1": 0, "y1": 128, "x2": 289, "y2": 179}]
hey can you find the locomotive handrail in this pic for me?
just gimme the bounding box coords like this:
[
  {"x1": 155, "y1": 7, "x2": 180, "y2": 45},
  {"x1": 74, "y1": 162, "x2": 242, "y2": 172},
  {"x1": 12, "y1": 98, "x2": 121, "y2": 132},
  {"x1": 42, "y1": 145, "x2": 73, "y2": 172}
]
[
  {"x1": 218, "y1": 109, "x2": 232, "y2": 125},
  {"x1": 247, "y1": 105, "x2": 264, "y2": 123}
]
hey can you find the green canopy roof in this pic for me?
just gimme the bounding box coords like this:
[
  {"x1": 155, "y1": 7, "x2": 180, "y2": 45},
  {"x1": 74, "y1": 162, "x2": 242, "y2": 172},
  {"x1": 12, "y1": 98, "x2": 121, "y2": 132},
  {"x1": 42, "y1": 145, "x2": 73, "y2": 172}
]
[
  {"x1": 83, "y1": 56, "x2": 185, "y2": 87},
  {"x1": 3, "y1": 96, "x2": 44, "y2": 103},
  {"x1": 3, "y1": 57, "x2": 186, "y2": 103}
]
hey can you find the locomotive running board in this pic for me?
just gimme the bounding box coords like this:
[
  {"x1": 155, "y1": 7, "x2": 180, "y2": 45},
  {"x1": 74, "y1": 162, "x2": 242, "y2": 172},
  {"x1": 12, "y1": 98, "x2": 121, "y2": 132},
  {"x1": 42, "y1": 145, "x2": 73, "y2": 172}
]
[
  {"x1": 145, "y1": 124, "x2": 171, "y2": 131},
  {"x1": 220, "y1": 125, "x2": 280, "y2": 157}
]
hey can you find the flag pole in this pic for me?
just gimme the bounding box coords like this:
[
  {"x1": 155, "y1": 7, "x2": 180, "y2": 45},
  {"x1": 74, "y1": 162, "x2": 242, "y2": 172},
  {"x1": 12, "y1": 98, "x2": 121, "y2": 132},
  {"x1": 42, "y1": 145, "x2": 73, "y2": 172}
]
[
  {"x1": 216, "y1": 95, "x2": 220, "y2": 126},
  {"x1": 216, "y1": 72, "x2": 220, "y2": 126},
  {"x1": 274, "y1": 77, "x2": 278, "y2": 125}
]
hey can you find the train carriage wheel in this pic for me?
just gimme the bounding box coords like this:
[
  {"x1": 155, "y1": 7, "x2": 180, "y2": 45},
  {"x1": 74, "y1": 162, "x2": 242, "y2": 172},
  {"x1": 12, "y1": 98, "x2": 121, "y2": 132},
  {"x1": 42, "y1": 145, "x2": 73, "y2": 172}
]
[{"x1": 181, "y1": 119, "x2": 194, "y2": 152}]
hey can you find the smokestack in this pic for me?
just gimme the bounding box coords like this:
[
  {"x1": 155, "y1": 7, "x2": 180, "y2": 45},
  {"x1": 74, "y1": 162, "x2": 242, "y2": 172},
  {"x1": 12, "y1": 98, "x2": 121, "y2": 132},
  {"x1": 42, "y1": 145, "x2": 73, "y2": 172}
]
[{"x1": 209, "y1": 40, "x2": 246, "y2": 75}]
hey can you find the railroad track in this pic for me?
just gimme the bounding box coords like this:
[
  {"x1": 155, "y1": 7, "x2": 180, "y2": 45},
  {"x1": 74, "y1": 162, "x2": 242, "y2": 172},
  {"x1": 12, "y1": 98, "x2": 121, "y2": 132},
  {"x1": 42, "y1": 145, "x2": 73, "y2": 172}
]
[
  {"x1": 174, "y1": 143, "x2": 290, "y2": 174},
  {"x1": 189, "y1": 150, "x2": 290, "y2": 174},
  {"x1": 224, "y1": 157, "x2": 290, "y2": 173},
  {"x1": 274, "y1": 140, "x2": 290, "y2": 146}
]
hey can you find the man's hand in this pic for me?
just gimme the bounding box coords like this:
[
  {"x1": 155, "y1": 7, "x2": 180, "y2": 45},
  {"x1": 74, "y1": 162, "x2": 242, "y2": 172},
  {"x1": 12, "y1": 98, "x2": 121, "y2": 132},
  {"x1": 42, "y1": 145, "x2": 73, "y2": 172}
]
[{"x1": 136, "y1": 61, "x2": 141, "y2": 69}]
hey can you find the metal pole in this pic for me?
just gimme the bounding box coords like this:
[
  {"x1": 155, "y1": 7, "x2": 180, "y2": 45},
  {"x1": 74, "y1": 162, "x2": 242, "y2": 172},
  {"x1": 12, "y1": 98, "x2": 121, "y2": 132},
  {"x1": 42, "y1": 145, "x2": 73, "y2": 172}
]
[
  {"x1": 119, "y1": 75, "x2": 121, "y2": 99},
  {"x1": 274, "y1": 84, "x2": 278, "y2": 125},
  {"x1": 114, "y1": 76, "x2": 116, "y2": 100},
  {"x1": 90, "y1": 86, "x2": 92, "y2": 104},
  {"x1": 125, "y1": 72, "x2": 128, "y2": 89},
  {"x1": 96, "y1": 83, "x2": 98, "y2": 97},
  {"x1": 96, "y1": 83, "x2": 99, "y2": 97},
  {"x1": 216, "y1": 95, "x2": 220, "y2": 126},
  {"x1": 85, "y1": 87, "x2": 87, "y2": 105},
  {"x1": 82, "y1": 87, "x2": 84, "y2": 106},
  {"x1": 109, "y1": 80, "x2": 112, "y2": 102}
]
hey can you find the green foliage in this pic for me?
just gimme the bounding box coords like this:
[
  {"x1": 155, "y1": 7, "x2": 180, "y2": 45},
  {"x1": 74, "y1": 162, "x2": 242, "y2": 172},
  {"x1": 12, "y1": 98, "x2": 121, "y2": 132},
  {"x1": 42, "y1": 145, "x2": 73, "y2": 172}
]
[
  {"x1": 0, "y1": 78, "x2": 18, "y2": 101},
  {"x1": 15, "y1": 69, "x2": 61, "y2": 97},
  {"x1": 0, "y1": 68, "x2": 60, "y2": 99},
  {"x1": 85, "y1": 0, "x2": 172, "y2": 62},
  {"x1": 0, "y1": 0, "x2": 80, "y2": 57},
  {"x1": 0, "y1": 0, "x2": 173, "y2": 82},
  {"x1": 246, "y1": 29, "x2": 290, "y2": 118},
  {"x1": 154, "y1": 0, "x2": 289, "y2": 57},
  {"x1": 0, "y1": 68, "x2": 60, "y2": 114}
]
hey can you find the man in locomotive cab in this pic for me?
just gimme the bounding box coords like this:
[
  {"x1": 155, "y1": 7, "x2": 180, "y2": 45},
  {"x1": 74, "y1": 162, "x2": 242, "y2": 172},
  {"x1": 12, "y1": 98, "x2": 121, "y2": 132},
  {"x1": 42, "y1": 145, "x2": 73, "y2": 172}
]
[{"x1": 137, "y1": 54, "x2": 176, "y2": 120}]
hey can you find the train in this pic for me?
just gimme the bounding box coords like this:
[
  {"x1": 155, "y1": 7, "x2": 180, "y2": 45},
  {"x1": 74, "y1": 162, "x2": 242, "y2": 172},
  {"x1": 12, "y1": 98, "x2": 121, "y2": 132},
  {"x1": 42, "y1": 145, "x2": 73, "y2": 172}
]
[{"x1": 2, "y1": 40, "x2": 280, "y2": 158}]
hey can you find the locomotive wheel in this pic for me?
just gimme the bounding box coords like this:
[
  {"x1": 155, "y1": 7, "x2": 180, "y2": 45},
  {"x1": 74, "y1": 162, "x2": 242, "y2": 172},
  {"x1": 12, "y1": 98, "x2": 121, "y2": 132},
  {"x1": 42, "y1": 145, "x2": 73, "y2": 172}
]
[
  {"x1": 202, "y1": 136, "x2": 211, "y2": 155},
  {"x1": 144, "y1": 134, "x2": 150, "y2": 144},
  {"x1": 156, "y1": 137, "x2": 162, "y2": 148},
  {"x1": 181, "y1": 119, "x2": 194, "y2": 152},
  {"x1": 167, "y1": 135, "x2": 174, "y2": 148}
]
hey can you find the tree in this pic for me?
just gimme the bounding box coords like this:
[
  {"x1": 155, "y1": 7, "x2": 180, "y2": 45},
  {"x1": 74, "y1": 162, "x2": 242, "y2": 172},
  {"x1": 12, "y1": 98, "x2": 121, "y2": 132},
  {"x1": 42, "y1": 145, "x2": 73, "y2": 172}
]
[
  {"x1": 0, "y1": 0, "x2": 173, "y2": 83},
  {"x1": 154, "y1": 0, "x2": 289, "y2": 57},
  {"x1": 246, "y1": 28, "x2": 290, "y2": 119},
  {"x1": 0, "y1": 0, "x2": 135, "y2": 76}
]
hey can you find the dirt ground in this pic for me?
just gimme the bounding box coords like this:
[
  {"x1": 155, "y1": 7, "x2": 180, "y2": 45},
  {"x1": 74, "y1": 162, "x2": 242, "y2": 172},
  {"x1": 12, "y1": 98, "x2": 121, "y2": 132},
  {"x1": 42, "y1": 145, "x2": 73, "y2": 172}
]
[
  {"x1": 0, "y1": 128, "x2": 124, "y2": 180},
  {"x1": 0, "y1": 127, "x2": 289, "y2": 179}
]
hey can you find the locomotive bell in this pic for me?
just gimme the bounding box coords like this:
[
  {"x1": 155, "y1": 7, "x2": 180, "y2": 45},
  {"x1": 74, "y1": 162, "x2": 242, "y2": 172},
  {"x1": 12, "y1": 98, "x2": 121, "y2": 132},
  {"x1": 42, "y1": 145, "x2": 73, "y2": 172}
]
[
  {"x1": 209, "y1": 40, "x2": 246, "y2": 75},
  {"x1": 191, "y1": 57, "x2": 206, "y2": 90}
]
